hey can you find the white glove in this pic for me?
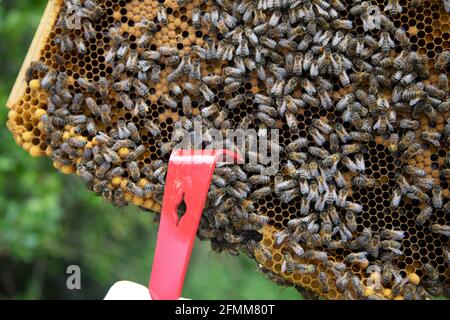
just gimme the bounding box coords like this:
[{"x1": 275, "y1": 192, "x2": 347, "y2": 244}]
[{"x1": 104, "y1": 281, "x2": 190, "y2": 300}]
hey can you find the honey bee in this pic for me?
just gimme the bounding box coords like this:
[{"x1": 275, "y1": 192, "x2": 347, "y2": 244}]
[
  {"x1": 123, "y1": 47, "x2": 138, "y2": 71},
  {"x1": 273, "y1": 177, "x2": 296, "y2": 194},
  {"x1": 270, "y1": 228, "x2": 289, "y2": 246},
  {"x1": 332, "y1": 19, "x2": 353, "y2": 30},
  {"x1": 342, "y1": 142, "x2": 363, "y2": 156},
  {"x1": 441, "y1": 168, "x2": 450, "y2": 179},
  {"x1": 413, "y1": 204, "x2": 434, "y2": 226},
  {"x1": 65, "y1": 113, "x2": 86, "y2": 126},
  {"x1": 226, "y1": 94, "x2": 245, "y2": 110},
  {"x1": 137, "y1": 29, "x2": 155, "y2": 48},
  {"x1": 146, "y1": 65, "x2": 161, "y2": 83},
  {"x1": 141, "y1": 50, "x2": 160, "y2": 61},
  {"x1": 288, "y1": 53, "x2": 303, "y2": 75},
  {"x1": 95, "y1": 76, "x2": 108, "y2": 98},
  {"x1": 420, "y1": 131, "x2": 441, "y2": 147},
  {"x1": 131, "y1": 79, "x2": 148, "y2": 97},
  {"x1": 436, "y1": 72, "x2": 449, "y2": 90},
  {"x1": 308, "y1": 127, "x2": 325, "y2": 146},
  {"x1": 352, "y1": 174, "x2": 375, "y2": 189},
  {"x1": 103, "y1": 146, "x2": 122, "y2": 164},
  {"x1": 304, "y1": 250, "x2": 328, "y2": 263},
  {"x1": 392, "y1": 272, "x2": 409, "y2": 296},
  {"x1": 328, "y1": 165, "x2": 343, "y2": 186},
  {"x1": 407, "y1": 185, "x2": 430, "y2": 204},
  {"x1": 256, "y1": 103, "x2": 278, "y2": 118},
  {"x1": 201, "y1": 75, "x2": 222, "y2": 87},
  {"x1": 345, "y1": 251, "x2": 369, "y2": 267},
  {"x1": 251, "y1": 186, "x2": 271, "y2": 200},
  {"x1": 309, "y1": 119, "x2": 332, "y2": 136},
  {"x1": 384, "y1": 0, "x2": 402, "y2": 16},
  {"x1": 397, "y1": 131, "x2": 415, "y2": 152},
  {"x1": 92, "y1": 159, "x2": 110, "y2": 178},
  {"x1": 307, "y1": 145, "x2": 328, "y2": 160},
  {"x1": 335, "y1": 273, "x2": 350, "y2": 293},
  {"x1": 111, "y1": 138, "x2": 133, "y2": 151},
  {"x1": 26, "y1": 60, "x2": 49, "y2": 82},
  {"x1": 158, "y1": 94, "x2": 177, "y2": 110},
  {"x1": 256, "y1": 112, "x2": 276, "y2": 128},
  {"x1": 249, "y1": 240, "x2": 272, "y2": 262},
  {"x1": 57, "y1": 33, "x2": 76, "y2": 53},
  {"x1": 247, "y1": 213, "x2": 269, "y2": 225},
  {"x1": 393, "y1": 117, "x2": 415, "y2": 130},
  {"x1": 280, "y1": 188, "x2": 301, "y2": 203},
  {"x1": 435, "y1": 51, "x2": 450, "y2": 71},
  {"x1": 345, "y1": 211, "x2": 357, "y2": 233},
  {"x1": 320, "y1": 154, "x2": 340, "y2": 170},
  {"x1": 430, "y1": 224, "x2": 450, "y2": 237},
  {"x1": 96, "y1": 104, "x2": 112, "y2": 126},
  {"x1": 381, "y1": 238, "x2": 402, "y2": 253},
  {"x1": 107, "y1": 25, "x2": 125, "y2": 44},
  {"x1": 169, "y1": 82, "x2": 182, "y2": 96},
  {"x1": 117, "y1": 94, "x2": 134, "y2": 112},
  {"x1": 196, "y1": 83, "x2": 214, "y2": 102},
  {"x1": 414, "y1": 176, "x2": 435, "y2": 190},
  {"x1": 429, "y1": 185, "x2": 443, "y2": 210},
  {"x1": 348, "y1": 276, "x2": 364, "y2": 298},
  {"x1": 126, "y1": 144, "x2": 146, "y2": 162},
  {"x1": 109, "y1": 62, "x2": 125, "y2": 80},
  {"x1": 437, "y1": 99, "x2": 450, "y2": 113},
  {"x1": 382, "y1": 133, "x2": 398, "y2": 155},
  {"x1": 76, "y1": 163, "x2": 94, "y2": 182},
  {"x1": 422, "y1": 263, "x2": 439, "y2": 281},
  {"x1": 285, "y1": 239, "x2": 305, "y2": 258},
  {"x1": 281, "y1": 253, "x2": 296, "y2": 274},
  {"x1": 315, "y1": 272, "x2": 329, "y2": 293},
  {"x1": 381, "y1": 228, "x2": 405, "y2": 241},
  {"x1": 351, "y1": 153, "x2": 365, "y2": 172},
  {"x1": 340, "y1": 156, "x2": 358, "y2": 173},
  {"x1": 113, "y1": 121, "x2": 129, "y2": 141},
  {"x1": 115, "y1": 39, "x2": 131, "y2": 60},
  {"x1": 40, "y1": 70, "x2": 58, "y2": 90},
  {"x1": 344, "y1": 201, "x2": 363, "y2": 214},
  {"x1": 67, "y1": 137, "x2": 87, "y2": 148},
  {"x1": 112, "y1": 79, "x2": 131, "y2": 92},
  {"x1": 297, "y1": 264, "x2": 316, "y2": 274},
  {"x1": 152, "y1": 164, "x2": 167, "y2": 185},
  {"x1": 401, "y1": 142, "x2": 421, "y2": 160},
  {"x1": 156, "y1": 4, "x2": 168, "y2": 24},
  {"x1": 403, "y1": 284, "x2": 417, "y2": 300},
  {"x1": 329, "y1": 125, "x2": 347, "y2": 146},
  {"x1": 125, "y1": 181, "x2": 144, "y2": 198},
  {"x1": 91, "y1": 179, "x2": 109, "y2": 194},
  {"x1": 387, "y1": 186, "x2": 404, "y2": 209},
  {"x1": 159, "y1": 46, "x2": 179, "y2": 57},
  {"x1": 222, "y1": 232, "x2": 244, "y2": 245}
]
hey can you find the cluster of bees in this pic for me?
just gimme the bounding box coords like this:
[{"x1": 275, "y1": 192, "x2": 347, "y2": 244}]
[{"x1": 19, "y1": 0, "x2": 450, "y2": 299}]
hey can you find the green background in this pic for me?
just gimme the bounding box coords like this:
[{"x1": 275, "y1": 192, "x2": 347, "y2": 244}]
[{"x1": 0, "y1": 0, "x2": 300, "y2": 300}]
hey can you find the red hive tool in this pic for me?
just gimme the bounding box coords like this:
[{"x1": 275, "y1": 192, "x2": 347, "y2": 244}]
[{"x1": 149, "y1": 149, "x2": 243, "y2": 300}]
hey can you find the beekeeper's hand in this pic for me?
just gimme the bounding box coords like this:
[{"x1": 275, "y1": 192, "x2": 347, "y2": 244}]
[
  {"x1": 104, "y1": 281, "x2": 152, "y2": 300},
  {"x1": 104, "y1": 281, "x2": 190, "y2": 300}
]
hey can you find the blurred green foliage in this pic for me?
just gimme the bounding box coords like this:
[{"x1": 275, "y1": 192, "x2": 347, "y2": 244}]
[{"x1": 0, "y1": 0, "x2": 300, "y2": 299}]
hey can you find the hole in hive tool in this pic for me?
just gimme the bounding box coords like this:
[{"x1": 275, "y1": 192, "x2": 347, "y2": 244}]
[
  {"x1": 176, "y1": 195, "x2": 187, "y2": 227},
  {"x1": 149, "y1": 149, "x2": 243, "y2": 300}
]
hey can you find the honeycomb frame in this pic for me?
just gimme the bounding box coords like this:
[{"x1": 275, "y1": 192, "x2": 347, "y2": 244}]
[{"x1": 6, "y1": 0, "x2": 450, "y2": 300}]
